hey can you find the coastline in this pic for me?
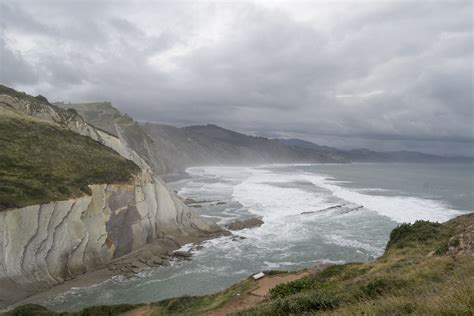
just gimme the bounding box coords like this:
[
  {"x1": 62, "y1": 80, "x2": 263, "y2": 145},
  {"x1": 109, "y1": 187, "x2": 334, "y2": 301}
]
[{"x1": 4, "y1": 232, "x2": 228, "y2": 313}]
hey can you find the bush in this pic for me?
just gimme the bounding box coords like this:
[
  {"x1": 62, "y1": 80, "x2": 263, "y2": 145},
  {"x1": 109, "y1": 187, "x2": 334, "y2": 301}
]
[
  {"x1": 386, "y1": 221, "x2": 442, "y2": 249},
  {"x1": 261, "y1": 290, "x2": 340, "y2": 315},
  {"x1": 5, "y1": 304, "x2": 56, "y2": 316},
  {"x1": 74, "y1": 304, "x2": 138, "y2": 316},
  {"x1": 270, "y1": 278, "x2": 313, "y2": 299}
]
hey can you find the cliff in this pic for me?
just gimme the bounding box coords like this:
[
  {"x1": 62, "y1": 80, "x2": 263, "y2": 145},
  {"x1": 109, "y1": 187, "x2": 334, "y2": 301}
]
[
  {"x1": 0, "y1": 86, "x2": 222, "y2": 307},
  {"x1": 54, "y1": 102, "x2": 175, "y2": 175}
]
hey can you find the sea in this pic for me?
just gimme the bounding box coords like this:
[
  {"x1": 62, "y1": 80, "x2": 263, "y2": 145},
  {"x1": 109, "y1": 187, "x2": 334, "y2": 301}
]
[{"x1": 46, "y1": 163, "x2": 474, "y2": 312}]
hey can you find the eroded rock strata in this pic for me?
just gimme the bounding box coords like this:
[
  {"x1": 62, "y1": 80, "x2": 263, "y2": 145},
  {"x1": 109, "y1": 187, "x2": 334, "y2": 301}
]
[{"x1": 0, "y1": 87, "x2": 223, "y2": 307}]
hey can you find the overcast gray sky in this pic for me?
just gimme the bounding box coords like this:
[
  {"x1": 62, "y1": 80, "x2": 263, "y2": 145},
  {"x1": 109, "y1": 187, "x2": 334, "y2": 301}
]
[{"x1": 1, "y1": 0, "x2": 473, "y2": 155}]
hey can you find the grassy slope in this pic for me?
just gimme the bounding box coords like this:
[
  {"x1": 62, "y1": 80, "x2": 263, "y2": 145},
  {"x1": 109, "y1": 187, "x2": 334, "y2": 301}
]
[
  {"x1": 0, "y1": 105, "x2": 140, "y2": 210},
  {"x1": 240, "y1": 214, "x2": 474, "y2": 315},
  {"x1": 5, "y1": 214, "x2": 473, "y2": 315}
]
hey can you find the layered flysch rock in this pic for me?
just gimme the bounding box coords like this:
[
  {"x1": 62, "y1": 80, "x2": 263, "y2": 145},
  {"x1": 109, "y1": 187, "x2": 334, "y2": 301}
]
[{"x1": 0, "y1": 87, "x2": 222, "y2": 307}]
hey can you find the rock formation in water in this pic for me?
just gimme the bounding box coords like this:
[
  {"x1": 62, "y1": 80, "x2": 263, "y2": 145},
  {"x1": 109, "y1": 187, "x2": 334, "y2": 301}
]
[{"x1": 225, "y1": 218, "x2": 264, "y2": 231}]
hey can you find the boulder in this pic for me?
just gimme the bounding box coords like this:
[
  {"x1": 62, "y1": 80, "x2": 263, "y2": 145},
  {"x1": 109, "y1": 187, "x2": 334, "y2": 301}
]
[
  {"x1": 225, "y1": 218, "x2": 264, "y2": 231},
  {"x1": 130, "y1": 260, "x2": 148, "y2": 269},
  {"x1": 151, "y1": 256, "x2": 163, "y2": 265},
  {"x1": 173, "y1": 251, "x2": 193, "y2": 258}
]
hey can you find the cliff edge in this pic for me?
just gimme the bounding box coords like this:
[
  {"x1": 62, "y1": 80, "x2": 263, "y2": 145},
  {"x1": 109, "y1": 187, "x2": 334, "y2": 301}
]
[{"x1": 0, "y1": 85, "x2": 223, "y2": 308}]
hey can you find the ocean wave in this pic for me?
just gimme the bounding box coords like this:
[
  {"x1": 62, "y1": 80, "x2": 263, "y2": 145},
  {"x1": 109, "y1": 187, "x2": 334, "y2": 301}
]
[{"x1": 300, "y1": 173, "x2": 463, "y2": 223}]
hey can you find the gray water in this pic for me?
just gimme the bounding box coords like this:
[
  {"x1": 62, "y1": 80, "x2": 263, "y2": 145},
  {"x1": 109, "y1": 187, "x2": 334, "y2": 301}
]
[{"x1": 46, "y1": 163, "x2": 473, "y2": 312}]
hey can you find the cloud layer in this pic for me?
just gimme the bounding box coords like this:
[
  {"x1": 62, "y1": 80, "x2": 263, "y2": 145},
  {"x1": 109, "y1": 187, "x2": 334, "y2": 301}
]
[{"x1": 1, "y1": 0, "x2": 473, "y2": 155}]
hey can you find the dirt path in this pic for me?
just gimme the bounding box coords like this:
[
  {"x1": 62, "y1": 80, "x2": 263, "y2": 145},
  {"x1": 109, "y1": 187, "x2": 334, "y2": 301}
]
[
  {"x1": 250, "y1": 271, "x2": 311, "y2": 297},
  {"x1": 205, "y1": 271, "x2": 312, "y2": 316},
  {"x1": 119, "y1": 265, "x2": 331, "y2": 316}
]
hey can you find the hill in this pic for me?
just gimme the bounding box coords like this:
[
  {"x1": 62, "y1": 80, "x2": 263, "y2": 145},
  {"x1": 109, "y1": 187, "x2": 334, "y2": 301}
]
[
  {"x1": 280, "y1": 138, "x2": 474, "y2": 163},
  {"x1": 0, "y1": 100, "x2": 139, "y2": 211},
  {"x1": 55, "y1": 102, "x2": 172, "y2": 175},
  {"x1": 142, "y1": 123, "x2": 348, "y2": 171},
  {"x1": 8, "y1": 212, "x2": 473, "y2": 315}
]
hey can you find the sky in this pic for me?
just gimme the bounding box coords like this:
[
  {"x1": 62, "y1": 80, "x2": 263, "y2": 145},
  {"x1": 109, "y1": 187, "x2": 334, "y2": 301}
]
[{"x1": 1, "y1": 0, "x2": 473, "y2": 156}]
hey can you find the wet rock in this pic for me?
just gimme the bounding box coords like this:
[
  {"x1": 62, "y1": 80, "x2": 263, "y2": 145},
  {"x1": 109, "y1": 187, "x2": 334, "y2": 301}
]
[
  {"x1": 184, "y1": 198, "x2": 213, "y2": 205},
  {"x1": 225, "y1": 218, "x2": 264, "y2": 231},
  {"x1": 130, "y1": 260, "x2": 148, "y2": 269},
  {"x1": 173, "y1": 251, "x2": 193, "y2": 258},
  {"x1": 151, "y1": 255, "x2": 163, "y2": 265},
  {"x1": 231, "y1": 236, "x2": 247, "y2": 241},
  {"x1": 131, "y1": 267, "x2": 144, "y2": 274},
  {"x1": 184, "y1": 198, "x2": 198, "y2": 205}
]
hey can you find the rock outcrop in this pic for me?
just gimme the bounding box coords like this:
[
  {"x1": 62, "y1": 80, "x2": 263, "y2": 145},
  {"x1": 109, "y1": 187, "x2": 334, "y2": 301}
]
[
  {"x1": 0, "y1": 171, "x2": 220, "y2": 306},
  {"x1": 225, "y1": 218, "x2": 264, "y2": 231},
  {"x1": 0, "y1": 86, "x2": 223, "y2": 307},
  {"x1": 54, "y1": 102, "x2": 173, "y2": 175}
]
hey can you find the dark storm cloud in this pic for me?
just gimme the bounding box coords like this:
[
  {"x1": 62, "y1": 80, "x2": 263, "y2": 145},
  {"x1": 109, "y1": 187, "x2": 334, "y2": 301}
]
[{"x1": 1, "y1": 0, "x2": 473, "y2": 155}]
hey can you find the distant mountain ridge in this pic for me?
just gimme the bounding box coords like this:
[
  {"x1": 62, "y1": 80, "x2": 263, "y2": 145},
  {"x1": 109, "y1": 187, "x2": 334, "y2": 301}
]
[
  {"x1": 57, "y1": 102, "x2": 472, "y2": 178},
  {"x1": 279, "y1": 138, "x2": 474, "y2": 163},
  {"x1": 141, "y1": 122, "x2": 349, "y2": 173}
]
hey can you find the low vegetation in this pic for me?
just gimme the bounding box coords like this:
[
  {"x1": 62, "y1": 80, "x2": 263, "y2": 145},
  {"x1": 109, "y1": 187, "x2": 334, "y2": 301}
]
[
  {"x1": 0, "y1": 105, "x2": 139, "y2": 211},
  {"x1": 239, "y1": 215, "x2": 473, "y2": 315},
  {"x1": 5, "y1": 213, "x2": 472, "y2": 315}
]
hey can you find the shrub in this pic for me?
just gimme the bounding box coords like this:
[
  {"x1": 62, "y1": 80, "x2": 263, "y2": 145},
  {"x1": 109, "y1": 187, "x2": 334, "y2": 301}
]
[
  {"x1": 4, "y1": 304, "x2": 56, "y2": 316},
  {"x1": 270, "y1": 278, "x2": 313, "y2": 299},
  {"x1": 260, "y1": 289, "x2": 340, "y2": 315},
  {"x1": 74, "y1": 304, "x2": 138, "y2": 316},
  {"x1": 386, "y1": 221, "x2": 442, "y2": 249}
]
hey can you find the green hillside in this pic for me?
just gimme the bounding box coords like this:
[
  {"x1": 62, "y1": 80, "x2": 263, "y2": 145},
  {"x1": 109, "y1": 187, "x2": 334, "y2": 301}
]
[{"x1": 0, "y1": 105, "x2": 139, "y2": 211}]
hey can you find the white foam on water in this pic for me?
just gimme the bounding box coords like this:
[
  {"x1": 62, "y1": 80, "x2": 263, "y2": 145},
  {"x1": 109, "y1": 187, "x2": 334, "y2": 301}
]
[
  {"x1": 199, "y1": 164, "x2": 464, "y2": 226},
  {"x1": 47, "y1": 164, "x2": 468, "y2": 312},
  {"x1": 324, "y1": 234, "x2": 384, "y2": 256},
  {"x1": 300, "y1": 173, "x2": 463, "y2": 223},
  {"x1": 232, "y1": 168, "x2": 333, "y2": 221},
  {"x1": 186, "y1": 165, "x2": 464, "y2": 248}
]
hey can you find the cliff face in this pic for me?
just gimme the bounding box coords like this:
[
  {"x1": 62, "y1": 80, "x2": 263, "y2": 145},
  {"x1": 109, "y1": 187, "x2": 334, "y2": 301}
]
[
  {"x1": 0, "y1": 171, "x2": 219, "y2": 306},
  {"x1": 55, "y1": 102, "x2": 174, "y2": 175},
  {"x1": 0, "y1": 86, "x2": 222, "y2": 307}
]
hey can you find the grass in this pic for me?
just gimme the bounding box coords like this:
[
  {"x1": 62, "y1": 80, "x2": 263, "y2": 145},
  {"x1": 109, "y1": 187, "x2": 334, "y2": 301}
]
[
  {"x1": 5, "y1": 214, "x2": 473, "y2": 315},
  {"x1": 151, "y1": 278, "x2": 257, "y2": 315},
  {"x1": 3, "y1": 304, "x2": 139, "y2": 316},
  {"x1": 238, "y1": 213, "x2": 474, "y2": 315},
  {"x1": 0, "y1": 105, "x2": 140, "y2": 211}
]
